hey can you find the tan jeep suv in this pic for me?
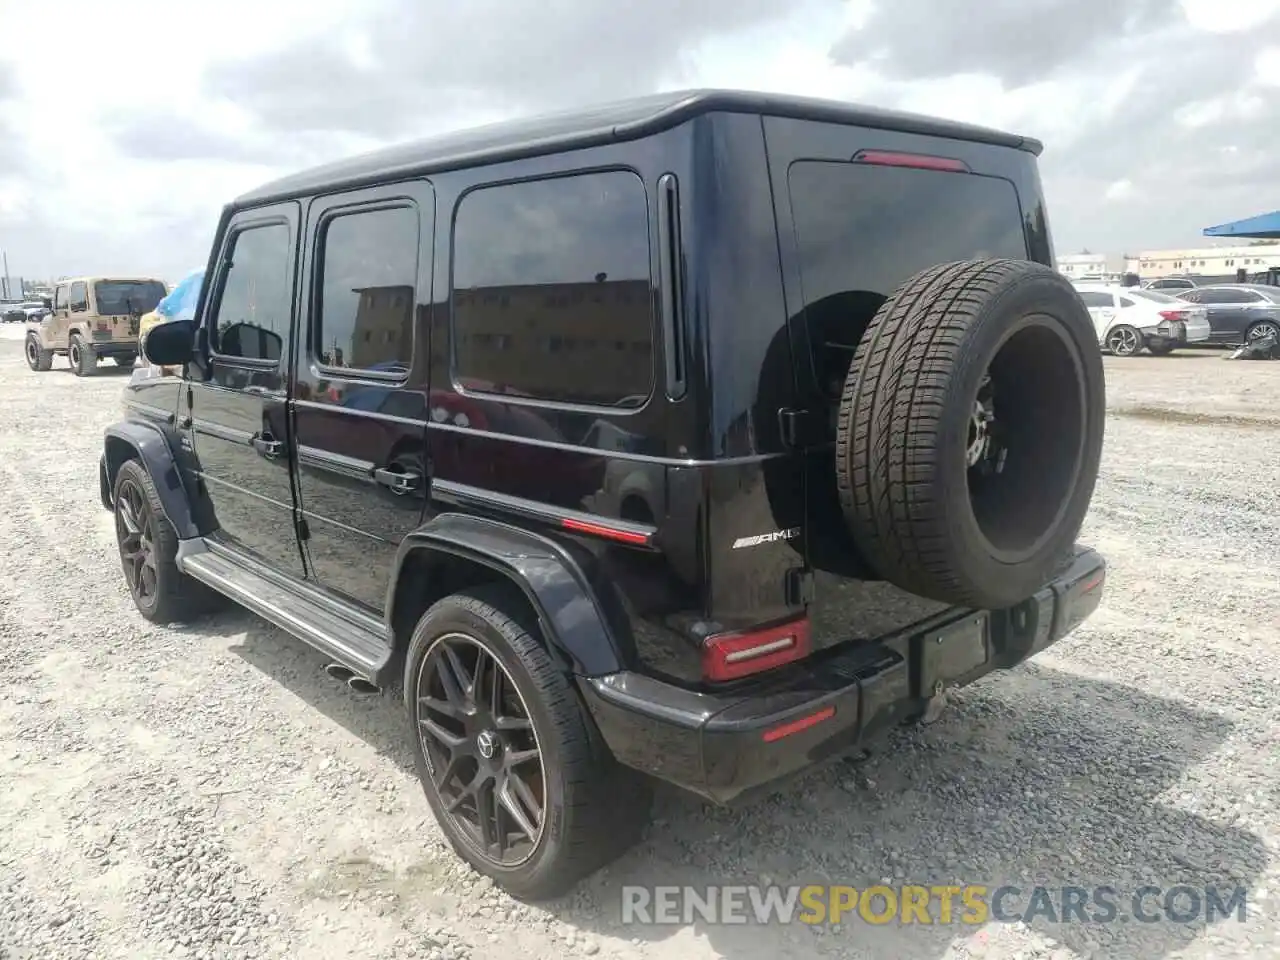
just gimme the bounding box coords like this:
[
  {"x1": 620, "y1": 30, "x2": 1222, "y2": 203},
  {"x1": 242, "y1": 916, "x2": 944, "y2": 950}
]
[{"x1": 25, "y1": 276, "x2": 168, "y2": 375}]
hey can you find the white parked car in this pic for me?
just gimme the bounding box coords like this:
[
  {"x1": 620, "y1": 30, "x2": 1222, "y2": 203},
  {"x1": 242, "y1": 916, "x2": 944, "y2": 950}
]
[{"x1": 1072, "y1": 283, "x2": 1211, "y2": 356}]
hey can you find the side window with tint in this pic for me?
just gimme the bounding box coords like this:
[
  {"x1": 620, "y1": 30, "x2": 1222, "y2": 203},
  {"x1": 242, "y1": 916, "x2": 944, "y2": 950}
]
[
  {"x1": 54, "y1": 286, "x2": 67, "y2": 311},
  {"x1": 1119, "y1": 297, "x2": 1135, "y2": 308},
  {"x1": 211, "y1": 222, "x2": 292, "y2": 363},
  {"x1": 316, "y1": 205, "x2": 418, "y2": 372},
  {"x1": 1077, "y1": 292, "x2": 1112, "y2": 308},
  {"x1": 69, "y1": 282, "x2": 88, "y2": 313},
  {"x1": 451, "y1": 171, "x2": 654, "y2": 408}
]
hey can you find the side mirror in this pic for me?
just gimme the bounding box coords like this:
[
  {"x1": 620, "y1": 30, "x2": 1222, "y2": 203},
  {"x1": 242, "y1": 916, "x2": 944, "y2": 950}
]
[{"x1": 143, "y1": 318, "x2": 195, "y2": 367}]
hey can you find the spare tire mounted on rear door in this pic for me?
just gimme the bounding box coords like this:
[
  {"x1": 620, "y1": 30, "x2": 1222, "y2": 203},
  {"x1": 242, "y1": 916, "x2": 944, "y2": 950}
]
[{"x1": 835, "y1": 258, "x2": 1105, "y2": 610}]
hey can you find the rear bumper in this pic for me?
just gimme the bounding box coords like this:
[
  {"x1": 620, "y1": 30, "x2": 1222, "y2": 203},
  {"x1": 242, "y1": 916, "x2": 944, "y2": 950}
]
[
  {"x1": 580, "y1": 546, "x2": 1105, "y2": 805},
  {"x1": 86, "y1": 338, "x2": 139, "y2": 357}
]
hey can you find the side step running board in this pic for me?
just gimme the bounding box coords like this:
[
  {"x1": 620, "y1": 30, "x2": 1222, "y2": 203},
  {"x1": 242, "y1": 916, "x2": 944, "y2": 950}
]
[{"x1": 180, "y1": 543, "x2": 391, "y2": 679}]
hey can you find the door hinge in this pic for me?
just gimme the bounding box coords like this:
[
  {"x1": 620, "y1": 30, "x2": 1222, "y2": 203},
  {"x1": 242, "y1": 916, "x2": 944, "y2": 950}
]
[
  {"x1": 778, "y1": 408, "x2": 822, "y2": 449},
  {"x1": 785, "y1": 567, "x2": 814, "y2": 607},
  {"x1": 295, "y1": 515, "x2": 310, "y2": 541}
]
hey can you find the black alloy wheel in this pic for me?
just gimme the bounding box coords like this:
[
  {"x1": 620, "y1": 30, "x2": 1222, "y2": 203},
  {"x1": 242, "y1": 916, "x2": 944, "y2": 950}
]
[
  {"x1": 115, "y1": 474, "x2": 159, "y2": 605},
  {"x1": 415, "y1": 631, "x2": 546, "y2": 867}
]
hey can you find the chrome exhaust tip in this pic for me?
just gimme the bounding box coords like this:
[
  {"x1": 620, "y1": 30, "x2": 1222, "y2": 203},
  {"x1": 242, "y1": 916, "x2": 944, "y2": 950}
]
[
  {"x1": 324, "y1": 663, "x2": 380, "y2": 695},
  {"x1": 347, "y1": 676, "x2": 381, "y2": 695},
  {"x1": 324, "y1": 663, "x2": 354, "y2": 683}
]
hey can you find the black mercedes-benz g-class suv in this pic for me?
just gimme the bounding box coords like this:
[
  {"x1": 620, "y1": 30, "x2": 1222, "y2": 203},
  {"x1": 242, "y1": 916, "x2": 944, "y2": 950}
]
[{"x1": 102, "y1": 89, "x2": 1107, "y2": 899}]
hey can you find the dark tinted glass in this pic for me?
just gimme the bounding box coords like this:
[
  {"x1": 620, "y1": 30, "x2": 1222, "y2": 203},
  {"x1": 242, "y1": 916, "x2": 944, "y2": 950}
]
[
  {"x1": 211, "y1": 222, "x2": 291, "y2": 363},
  {"x1": 1077, "y1": 291, "x2": 1113, "y2": 308},
  {"x1": 94, "y1": 280, "x2": 166, "y2": 315},
  {"x1": 317, "y1": 205, "x2": 418, "y2": 372},
  {"x1": 69, "y1": 282, "x2": 87, "y2": 312},
  {"x1": 451, "y1": 171, "x2": 654, "y2": 408},
  {"x1": 1200, "y1": 288, "x2": 1250, "y2": 304},
  {"x1": 788, "y1": 161, "x2": 1028, "y2": 395}
]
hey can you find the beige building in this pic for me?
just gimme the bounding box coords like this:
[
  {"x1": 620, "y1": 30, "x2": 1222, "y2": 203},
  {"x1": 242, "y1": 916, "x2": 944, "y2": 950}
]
[
  {"x1": 1130, "y1": 245, "x2": 1280, "y2": 279},
  {"x1": 1056, "y1": 253, "x2": 1125, "y2": 280}
]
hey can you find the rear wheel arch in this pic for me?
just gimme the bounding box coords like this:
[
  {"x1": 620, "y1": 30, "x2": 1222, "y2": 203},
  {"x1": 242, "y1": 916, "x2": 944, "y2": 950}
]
[
  {"x1": 384, "y1": 547, "x2": 550, "y2": 691},
  {"x1": 382, "y1": 515, "x2": 634, "y2": 687}
]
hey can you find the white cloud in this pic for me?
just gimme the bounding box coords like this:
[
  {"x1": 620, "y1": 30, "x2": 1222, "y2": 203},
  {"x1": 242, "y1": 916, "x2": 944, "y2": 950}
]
[
  {"x1": 0, "y1": 0, "x2": 1279, "y2": 282},
  {"x1": 1105, "y1": 179, "x2": 1135, "y2": 201}
]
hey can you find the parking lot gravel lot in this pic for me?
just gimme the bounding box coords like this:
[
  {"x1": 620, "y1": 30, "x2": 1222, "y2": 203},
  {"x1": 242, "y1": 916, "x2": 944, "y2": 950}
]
[{"x1": 1, "y1": 330, "x2": 1278, "y2": 960}]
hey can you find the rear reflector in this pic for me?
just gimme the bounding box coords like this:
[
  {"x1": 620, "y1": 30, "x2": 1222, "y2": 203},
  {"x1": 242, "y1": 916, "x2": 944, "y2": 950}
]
[
  {"x1": 561, "y1": 516, "x2": 651, "y2": 546},
  {"x1": 703, "y1": 617, "x2": 811, "y2": 682},
  {"x1": 853, "y1": 150, "x2": 969, "y2": 173},
  {"x1": 762, "y1": 705, "x2": 836, "y2": 743}
]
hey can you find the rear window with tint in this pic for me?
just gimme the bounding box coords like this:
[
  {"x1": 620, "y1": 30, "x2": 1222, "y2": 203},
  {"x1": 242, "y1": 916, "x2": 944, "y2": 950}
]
[{"x1": 788, "y1": 160, "x2": 1028, "y2": 396}]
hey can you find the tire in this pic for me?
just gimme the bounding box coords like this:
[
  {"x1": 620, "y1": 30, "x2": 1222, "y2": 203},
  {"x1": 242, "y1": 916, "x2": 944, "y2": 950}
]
[
  {"x1": 69, "y1": 334, "x2": 96, "y2": 376},
  {"x1": 1146, "y1": 343, "x2": 1175, "y2": 356},
  {"x1": 1245, "y1": 320, "x2": 1280, "y2": 344},
  {"x1": 24, "y1": 333, "x2": 53, "y2": 371},
  {"x1": 405, "y1": 586, "x2": 650, "y2": 900},
  {"x1": 112, "y1": 459, "x2": 224, "y2": 623},
  {"x1": 1105, "y1": 324, "x2": 1143, "y2": 356},
  {"x1": 835, "y1": 258, "x2": 1105, "y2": 610},
  {"x1": 115, "y1": 354, "x2": 138, "y2": 368}
]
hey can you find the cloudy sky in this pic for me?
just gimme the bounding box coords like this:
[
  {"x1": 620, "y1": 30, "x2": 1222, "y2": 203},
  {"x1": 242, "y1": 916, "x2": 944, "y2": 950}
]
[{"x1": 0, "y1": 0, "x2": 1277, "y2": 283}]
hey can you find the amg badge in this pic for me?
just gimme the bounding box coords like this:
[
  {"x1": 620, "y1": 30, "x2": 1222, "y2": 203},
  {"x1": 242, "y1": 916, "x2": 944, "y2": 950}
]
[{"x1": 732, "y1": 527, "x2": 800, "y2": 549}]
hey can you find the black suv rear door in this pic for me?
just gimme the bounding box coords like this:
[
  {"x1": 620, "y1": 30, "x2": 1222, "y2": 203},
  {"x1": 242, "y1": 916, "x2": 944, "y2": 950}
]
[
  {"x1": 763, "y1": 117, "x2": 1046, "y2": 644},
  {"x1": 290, "y1": 181, "x2": 434, "y2": 613}
]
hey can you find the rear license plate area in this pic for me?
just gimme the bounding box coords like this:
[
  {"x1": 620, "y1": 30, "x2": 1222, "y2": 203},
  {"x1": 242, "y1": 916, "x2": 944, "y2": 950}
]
[{"x1": 918, "y1": 613, "x2": 990, "y2": 694}]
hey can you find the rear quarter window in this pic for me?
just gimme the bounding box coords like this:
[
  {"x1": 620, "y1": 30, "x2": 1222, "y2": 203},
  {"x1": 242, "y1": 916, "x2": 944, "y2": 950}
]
[{"x1": 787, "y1": 160, "x2": 1028, "y2": 397}]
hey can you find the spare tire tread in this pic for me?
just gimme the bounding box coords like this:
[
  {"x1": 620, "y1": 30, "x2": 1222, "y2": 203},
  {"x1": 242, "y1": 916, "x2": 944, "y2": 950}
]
[{"x1": 836, "y1": 258, "x2": 1087, "y2": 605}]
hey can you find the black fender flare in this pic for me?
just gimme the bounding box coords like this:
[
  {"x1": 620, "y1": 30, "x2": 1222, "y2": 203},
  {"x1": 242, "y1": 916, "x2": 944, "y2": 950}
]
[
  {"x1": 101, "y1": 421, "x2": 201, "y2": 540},
  {"x1": 388, "y1": 512, "x2": 634, "y2": 676}
]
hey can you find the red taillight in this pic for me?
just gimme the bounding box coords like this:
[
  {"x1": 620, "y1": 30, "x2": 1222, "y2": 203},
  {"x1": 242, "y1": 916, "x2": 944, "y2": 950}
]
[
  {"x1": 853, "y1": 150, "x2": 969, "y2": 173},
  {"x1": 1159, "y1": 310, "x2": 1186, "y2": 321},
  {"x1": 702, "y1": 617, "x2": 811, "y2": 682}
]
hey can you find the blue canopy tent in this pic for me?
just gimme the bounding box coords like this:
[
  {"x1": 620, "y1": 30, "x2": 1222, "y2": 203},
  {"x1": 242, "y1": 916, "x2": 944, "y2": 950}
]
[
  {"x1": 1202, "y1": 212, "x2": 1280, "y2": 285},
  {"x1": 1203, "y1": 210, "x2": 1280, "y2": 240}
]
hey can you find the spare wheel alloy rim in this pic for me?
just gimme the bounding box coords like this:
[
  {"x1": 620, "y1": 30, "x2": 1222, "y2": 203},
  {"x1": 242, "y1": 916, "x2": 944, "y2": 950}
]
[{"x1": 965, "y1": 313, "x2": 1087, "y2": 565}]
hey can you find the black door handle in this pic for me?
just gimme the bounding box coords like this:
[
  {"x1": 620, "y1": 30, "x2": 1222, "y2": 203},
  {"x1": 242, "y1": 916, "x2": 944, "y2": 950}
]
[
  {"x1": 373, "y1": 467, "x2": 421, "y2": 494},
  {"x1": 251, "y1": 435, "x2": 283, "y2": 458}
]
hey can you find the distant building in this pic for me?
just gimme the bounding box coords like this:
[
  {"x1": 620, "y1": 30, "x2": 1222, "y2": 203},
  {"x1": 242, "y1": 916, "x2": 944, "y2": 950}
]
[
  {"x1": 1056, "y1": 253, "x2": 1125, "y2": 281},
  {"x1": 1131, "y1": 244, "x2": 1280, "y2": 280}
]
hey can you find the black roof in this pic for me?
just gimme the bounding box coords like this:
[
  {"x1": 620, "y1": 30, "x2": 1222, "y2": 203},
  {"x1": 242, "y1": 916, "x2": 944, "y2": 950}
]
[{"x1": 234, "y1": 88, "x2": 1043, "y2": 207}]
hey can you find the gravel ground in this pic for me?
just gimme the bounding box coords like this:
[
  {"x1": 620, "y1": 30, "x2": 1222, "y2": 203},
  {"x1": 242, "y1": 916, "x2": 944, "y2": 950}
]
[{"x1": 0, "y1": 330, "x2": 1277, "y2": 960}]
